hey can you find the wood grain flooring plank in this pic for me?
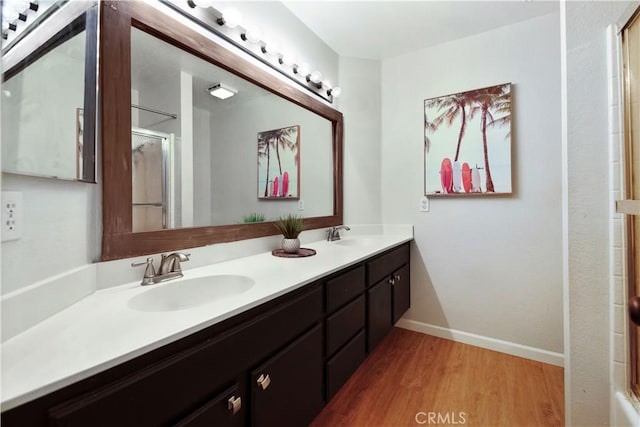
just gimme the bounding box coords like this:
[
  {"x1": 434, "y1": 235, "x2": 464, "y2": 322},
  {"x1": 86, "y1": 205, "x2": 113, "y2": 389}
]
[{"x1": 310, "y1": 328, "x2": 564, "y2": 427}]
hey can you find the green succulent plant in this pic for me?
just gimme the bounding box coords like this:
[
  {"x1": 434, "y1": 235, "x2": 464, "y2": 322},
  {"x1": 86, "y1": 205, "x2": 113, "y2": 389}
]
[
  {"x1": 243, "y1": 213, "x2": 265, "y2": 223},
  {"x1": 274, "y1": 214, "x2": 304, "y2": 239}
]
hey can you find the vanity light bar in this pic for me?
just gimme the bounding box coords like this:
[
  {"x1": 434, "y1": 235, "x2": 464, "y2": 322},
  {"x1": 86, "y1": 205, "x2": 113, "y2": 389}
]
[
  {"x1": 167, "y1": 0, "x2": 342, "y2": 103},
  {"x1": 2, "y1": 1, "x2": 40, "y2": 41}
]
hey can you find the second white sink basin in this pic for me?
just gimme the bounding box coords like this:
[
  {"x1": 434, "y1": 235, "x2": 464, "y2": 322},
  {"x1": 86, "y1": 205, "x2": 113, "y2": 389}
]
[
  {"x1": 333, "y1": 237, "x2": 383, "y2": 247},
  {"x1": 128, "y1": 275, "x2": 255, "y2": 312}
]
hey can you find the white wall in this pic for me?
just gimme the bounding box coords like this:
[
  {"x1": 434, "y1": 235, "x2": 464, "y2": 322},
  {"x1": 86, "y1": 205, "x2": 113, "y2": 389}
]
[
  {"x1": 339, "y1": 57, "x2": 382, "y2": 225},
  {"x1": 381, "y1": 13, "x2": 563, "y2": 358},
  {"x1": 562, "y1": 1, "x2": 637, "y2": 424},
  {"x1": 1, "y1": 174, "x2": 100, "y2": 295}
]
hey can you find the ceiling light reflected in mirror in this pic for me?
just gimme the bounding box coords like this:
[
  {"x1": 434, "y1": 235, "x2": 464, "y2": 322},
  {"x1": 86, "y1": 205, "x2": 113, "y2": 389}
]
[{"x1": 208, "y1": 83, "x2": 237, "y2": 100}]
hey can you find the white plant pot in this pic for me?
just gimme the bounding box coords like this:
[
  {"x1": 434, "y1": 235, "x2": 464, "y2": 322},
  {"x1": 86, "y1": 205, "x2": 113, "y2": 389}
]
[{"x1": 282, "y1": 238, "x2": 300, "y2": 254}]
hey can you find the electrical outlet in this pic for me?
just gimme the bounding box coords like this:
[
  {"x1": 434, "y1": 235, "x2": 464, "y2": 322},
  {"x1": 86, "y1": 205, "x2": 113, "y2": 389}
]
[
  {"x1": 2, "y1": 191, "x2": 23, "y2": 242},
  {"x1": 298, "y1": 199, "x2": 305, "y2": 211},
  {"x1": 419, "y1": 196, "x2": 429, "y2": 212}
]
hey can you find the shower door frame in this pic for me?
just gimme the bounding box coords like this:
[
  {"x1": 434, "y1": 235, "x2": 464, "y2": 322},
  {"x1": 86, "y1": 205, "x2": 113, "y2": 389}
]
[{"x1": 131, "y1": 127, "x2": 174, "y2": 231}]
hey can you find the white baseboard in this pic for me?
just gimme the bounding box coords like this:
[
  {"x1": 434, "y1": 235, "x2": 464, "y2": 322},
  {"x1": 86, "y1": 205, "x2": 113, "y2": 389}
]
[{"x1": 395, "y1": 318, "x2": 564, "y2": 367}]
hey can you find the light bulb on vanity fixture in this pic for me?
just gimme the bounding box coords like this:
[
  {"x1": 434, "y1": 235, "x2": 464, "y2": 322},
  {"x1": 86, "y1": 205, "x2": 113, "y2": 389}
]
[
  {"x1": 241, "y1": 25, "x2": 262, "y2": 43},
  {"x1": 187, "y1": 0, "x2": 213, "y2": 8},
  {"x1": 293, "y1": 62, "x2": 310, "y2": 76},
  {"x1": 327, "y1": 87, "x2": 342, "y2": 99},
  {"x1": 2, "y1": 5, "x2": 20, "y2": 23},
  {"x1": 306, "y1": 70, "x2": 323, "y2": 88},
  {"x1": 208, "y1": 83, "x2": 237, "y2": 100},
  {"x1": 8, "y1": 0, "x2": 30, "y2": 14},
  {"x1": 261, "y1": 40, "x2": 280, "y2": 56},
  {"x1": 216, "y1": 8, "x2": 241, "y2": 28}
]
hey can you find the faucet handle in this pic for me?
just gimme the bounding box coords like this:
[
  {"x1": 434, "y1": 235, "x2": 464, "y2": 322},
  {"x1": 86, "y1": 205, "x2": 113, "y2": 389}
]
[{"x1": 131, "y1": 257, "x2": 156, "y2": 278}]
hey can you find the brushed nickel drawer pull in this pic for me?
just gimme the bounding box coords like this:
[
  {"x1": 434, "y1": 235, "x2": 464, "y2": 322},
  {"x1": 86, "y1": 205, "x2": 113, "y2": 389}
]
[
  {"x1": 257, "y1": 374, "x2": 271, "y2": 390},
  {"x1": 394, "y1": 274, "x2": 401, "y2": 282},
  {"x1": 227, "y1": 396, "x2": 241, "y2": 414}
]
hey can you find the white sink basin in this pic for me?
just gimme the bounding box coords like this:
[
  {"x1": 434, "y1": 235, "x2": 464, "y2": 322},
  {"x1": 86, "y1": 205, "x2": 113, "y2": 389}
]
[
  {"x1": 333, "y1": 237, "x2": 383, "y2": 247},
  {"x1": 128, "y1": 275, "x2": 255, "y2": 312}
]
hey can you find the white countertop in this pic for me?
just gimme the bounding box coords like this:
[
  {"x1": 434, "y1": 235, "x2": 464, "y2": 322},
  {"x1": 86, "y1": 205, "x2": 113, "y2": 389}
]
[{"x1": 1, "y1": 228, "x2": 412, "y2": 411}]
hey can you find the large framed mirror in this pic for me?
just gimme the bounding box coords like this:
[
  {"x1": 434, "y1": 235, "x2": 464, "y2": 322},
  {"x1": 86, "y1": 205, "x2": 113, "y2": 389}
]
[
  {"x1": 1, "y1": 1, "x2": 98, "y2": 182},
  {"x1": 101, "y1": 1, "x2": 343, "y2": 261}
]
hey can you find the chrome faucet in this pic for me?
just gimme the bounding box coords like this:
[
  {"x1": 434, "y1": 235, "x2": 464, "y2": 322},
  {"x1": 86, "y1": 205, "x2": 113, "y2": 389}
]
[
  {"x1": 131, "y1": 252, "x2": 190, "y2": 286},
  {"x1": 327, "y1": 225, "x2": 350, "y2": 241}
]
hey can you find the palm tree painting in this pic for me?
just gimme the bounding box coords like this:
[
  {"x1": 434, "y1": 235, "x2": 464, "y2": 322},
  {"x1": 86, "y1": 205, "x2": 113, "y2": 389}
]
[
  {"x1": 424, "y1": 83, "x2": 512, "y2": 195},
  {"x1": 258, "y1": 125, "x2": 300, "y2": 199}
]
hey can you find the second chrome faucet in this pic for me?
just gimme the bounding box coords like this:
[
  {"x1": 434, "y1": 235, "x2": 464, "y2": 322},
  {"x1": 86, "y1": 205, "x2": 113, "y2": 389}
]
[{"x1": 131, "y1": 252, "x2": 190, "y2": 286}]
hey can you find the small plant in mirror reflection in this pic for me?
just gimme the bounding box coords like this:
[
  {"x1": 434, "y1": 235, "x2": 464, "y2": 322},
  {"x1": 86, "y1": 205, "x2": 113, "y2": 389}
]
[
  {"x1": 243, "y1": 213, "x2": 265, "y2": 223},
  {"x1": 274, "y1": 214, "x2": 304, "y2": 238}
]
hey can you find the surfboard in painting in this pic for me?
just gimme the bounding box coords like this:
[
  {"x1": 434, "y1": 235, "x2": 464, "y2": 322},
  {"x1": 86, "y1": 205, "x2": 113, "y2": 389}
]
[
  {"x1": 282, "y1": 172, "x2": 289, "y2": 197},
  {"x1": 471, "y1": 168, "x2": 482, "y2": 193},
  {"x1": 440, "y1": 158, "x2": 453, "y2": 193},
  {"x1": 452, "y1": 161, "x2": 462, "y2": 193},
  {"x1": 462, "y1": 162, "x2": 472, "y2": 193}
]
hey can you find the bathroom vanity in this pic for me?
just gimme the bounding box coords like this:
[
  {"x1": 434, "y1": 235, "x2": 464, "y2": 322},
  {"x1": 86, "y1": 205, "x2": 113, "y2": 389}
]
[{"x1": 1, "y1": 235, "x2": 411, "y2": 426}]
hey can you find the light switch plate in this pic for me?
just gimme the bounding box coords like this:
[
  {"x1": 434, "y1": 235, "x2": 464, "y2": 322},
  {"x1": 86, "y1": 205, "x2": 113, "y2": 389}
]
[
  {"x1": 2, "y1": 191, "x2": 23, "y2": 242},
  {"x1": 419, "y1": 196, "x2": 429, "y2": 212}
]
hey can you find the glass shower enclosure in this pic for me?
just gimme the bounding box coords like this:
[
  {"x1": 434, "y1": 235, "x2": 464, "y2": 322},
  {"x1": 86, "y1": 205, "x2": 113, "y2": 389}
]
[{"x1": 131, "y1": 128, "x2": 173, "y2": 232}]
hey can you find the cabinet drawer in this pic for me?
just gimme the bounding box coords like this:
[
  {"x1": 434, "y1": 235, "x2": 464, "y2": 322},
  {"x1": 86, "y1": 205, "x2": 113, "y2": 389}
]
[
  {"x1": 326, "y1": 266, "x2": 365, "y2": 313},
  {"x1": 175, "y1": 383, "x2": 243, "y2": 427},
  {"x1": 326, "y1": 295, "x2": 365, "y2": 356},
  {"x1": 367, "y1": 244, "x2": 409, "y2": 287},
  {"x1": 48, "y1": 285, "x2": 323, "y2": 427},
  {"x1": 326, "y1": 330, "x2": 366, "y2": 400},
  {"x1": 251, "y1": 324, "x2": 324, "y2": 427}
]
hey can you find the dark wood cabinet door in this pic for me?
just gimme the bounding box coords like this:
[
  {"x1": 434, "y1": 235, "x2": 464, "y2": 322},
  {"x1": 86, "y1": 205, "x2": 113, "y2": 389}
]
[
  {"x1": 175, "y1": 383, "x2": 244, "y2": 427},
  {"x1": 367, "y1": 278, "x2": 392, "y2": 352},
  {"x1": 392, "y1": 263, "x2": 411, "y2": 324},
  {"x1": 251, "y1": 324, "x2": 324, "y2": 427},
  {"x1": 326, "y1": 330, "x2": 366, "y2": 400}
]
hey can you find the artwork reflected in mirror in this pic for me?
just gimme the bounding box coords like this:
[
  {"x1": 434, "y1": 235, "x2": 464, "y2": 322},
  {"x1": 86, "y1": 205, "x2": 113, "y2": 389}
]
[
  {"x1": 258, "y1": 125, "x2": 300, "y2": 200},
  {"x1": 424, "y1": 83, "x2": 512, "y2": 196},
  {"x1": 130, "y1": 28, "x2": 333, "y2": 231}
]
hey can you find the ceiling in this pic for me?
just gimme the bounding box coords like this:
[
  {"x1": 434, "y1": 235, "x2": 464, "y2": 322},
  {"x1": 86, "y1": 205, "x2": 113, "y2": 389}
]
[{"x1": 282, "y1": 1, "x2": 560, "y2": 60}]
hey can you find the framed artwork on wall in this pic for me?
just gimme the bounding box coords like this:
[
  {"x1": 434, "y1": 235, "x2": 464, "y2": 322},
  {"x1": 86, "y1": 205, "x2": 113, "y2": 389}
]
[
  {"x1": 424, "y1": 82, "x2": 512, "y2": 196},
  {"x1": 258, "y1": 125, "x2": 300, "y2": 199}
]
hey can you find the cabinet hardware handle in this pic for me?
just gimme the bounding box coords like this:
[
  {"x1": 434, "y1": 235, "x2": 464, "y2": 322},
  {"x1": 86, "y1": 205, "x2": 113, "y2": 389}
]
[
  {"x1": 388, "y1": 277, "x2": 396, "y2": 285},
  {"x1": 227, "y1": 396, "x2": 241, "y2": 414},
  {"x1": 394, "y1": 274, "x2": 401, "y2": 282},
  {"x1": 257, "y1": 374, "x2": 271, "y2": 390}
]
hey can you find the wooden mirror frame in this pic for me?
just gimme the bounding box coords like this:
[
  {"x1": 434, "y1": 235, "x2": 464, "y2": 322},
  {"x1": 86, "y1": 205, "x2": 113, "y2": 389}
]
[{"x1": 100, "y1": 1, "x2": 343, "y2": 261}]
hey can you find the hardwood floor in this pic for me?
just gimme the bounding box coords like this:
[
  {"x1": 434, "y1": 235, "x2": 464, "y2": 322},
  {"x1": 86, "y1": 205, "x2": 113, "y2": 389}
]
[{"x1": 311, "y1": 328, "x2": 564, "y2": 427}]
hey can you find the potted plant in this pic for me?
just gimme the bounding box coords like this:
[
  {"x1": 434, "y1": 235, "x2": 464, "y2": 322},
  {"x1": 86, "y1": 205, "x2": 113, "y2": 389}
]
[{"x1": 274, "y1": 214, "x2": 304, "y2": 254}]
